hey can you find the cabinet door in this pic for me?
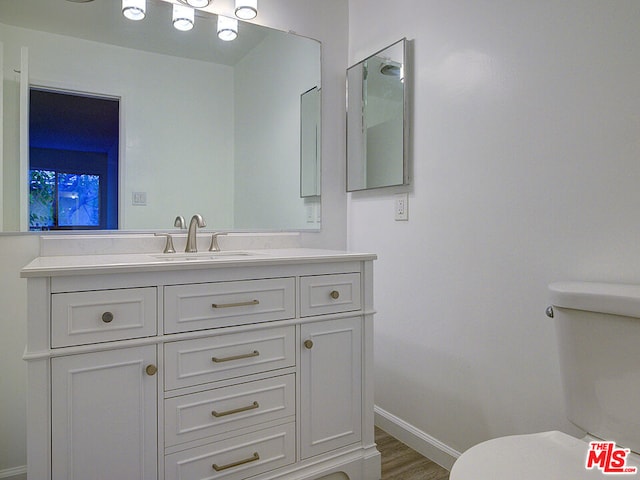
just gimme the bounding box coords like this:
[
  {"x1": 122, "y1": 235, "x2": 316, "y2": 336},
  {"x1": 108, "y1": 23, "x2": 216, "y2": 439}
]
[
  {"x1": 51, "y1": 346, "x2": 157, "y2": 480},
  {"x1": 300, "y1": 317, "x2": 362, "y2": 459}
]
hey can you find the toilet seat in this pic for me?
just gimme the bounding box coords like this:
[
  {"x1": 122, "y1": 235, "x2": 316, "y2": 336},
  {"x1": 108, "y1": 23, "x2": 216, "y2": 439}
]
[{"x1": 450, "y1": 430, "x2": 639, "y2": 479}]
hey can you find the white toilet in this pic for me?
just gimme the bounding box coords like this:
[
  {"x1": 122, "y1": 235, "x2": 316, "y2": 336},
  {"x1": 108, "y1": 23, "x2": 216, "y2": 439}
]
[{"x1": 450, "y1": 281, "x2": 640, "y2": 479}]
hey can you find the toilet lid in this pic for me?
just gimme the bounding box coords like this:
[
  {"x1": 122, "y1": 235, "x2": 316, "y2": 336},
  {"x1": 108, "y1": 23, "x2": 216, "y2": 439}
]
[{"x1": 450, "y1": 431, "x2": 639, "y2": 479}]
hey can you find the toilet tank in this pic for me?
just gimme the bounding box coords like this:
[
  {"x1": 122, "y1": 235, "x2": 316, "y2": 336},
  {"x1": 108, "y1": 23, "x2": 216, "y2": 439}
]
[{"x1": 549, "y1": 282, "x2": 640, "y2": 453}]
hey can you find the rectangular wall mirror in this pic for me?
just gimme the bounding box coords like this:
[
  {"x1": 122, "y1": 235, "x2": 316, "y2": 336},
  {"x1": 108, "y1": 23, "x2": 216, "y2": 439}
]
[
  {"x1": 0, "y1": 0, "x2": 321, "y2": 232},
  {"x1": 300, "y1": 86, "x2": 321, "y2": 198},
  {"x1": 347, "y1": 38, "x2": 409, "y2": 192}
]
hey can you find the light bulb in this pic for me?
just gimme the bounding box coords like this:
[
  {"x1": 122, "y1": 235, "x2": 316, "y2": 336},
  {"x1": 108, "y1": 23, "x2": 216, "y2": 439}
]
[
  {"x1": 235, "y1": 0, "x2": 257, "y2": 20},
  {"x1": 122, "y1": 0, "x2": 146, "y2": 21},
  {"x1": 184, "y1": 0, "x2": 210, "y2": 7},
  {"x1": 173, "y1": 4, "x2": 194, "y2": 31},
  {"x1": 217, "y1": 16, "x2": 238, "y2": 41}
]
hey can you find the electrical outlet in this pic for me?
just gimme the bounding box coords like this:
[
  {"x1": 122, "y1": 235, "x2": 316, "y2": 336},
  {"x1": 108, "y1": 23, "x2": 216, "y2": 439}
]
[
  {"x1": 305, "y1": 203, "x2": 321, "y2": 223},
  {"x1": 306, "y1": 205, "x2": 315, "y2": 223},
  {"x1": 395, "y1": 193, "x2": 408, "y2": 221}
]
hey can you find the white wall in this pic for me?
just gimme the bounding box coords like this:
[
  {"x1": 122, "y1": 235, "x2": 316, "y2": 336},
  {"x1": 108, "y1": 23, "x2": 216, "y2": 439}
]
[
  {"x1": 348, "y1": 0, "x2": 640, "y2": 462},
  {"x1": 0, "y1": 234, "x2": 37, "y2": 476},
  {"x1": 0, "y1": 0, "x2": 348, "y2": 474}
]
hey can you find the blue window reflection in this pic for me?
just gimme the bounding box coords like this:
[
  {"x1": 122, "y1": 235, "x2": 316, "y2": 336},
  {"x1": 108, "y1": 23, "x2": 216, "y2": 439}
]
[
  {"x1": 29, "y1": 170, "x2": 101, "y2": 230},
  {"x1": 57, "y1": 174, "x2": 100, "y2": 227},
  {"x1": 29, "y1": 170, "x2": 55, "y2": 229}
]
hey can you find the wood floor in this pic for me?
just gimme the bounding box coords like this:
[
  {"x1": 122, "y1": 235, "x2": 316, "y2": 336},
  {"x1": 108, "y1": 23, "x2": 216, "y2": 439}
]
[{"x1": 376, "y1": 427, "x2": 450, "y2": 480}]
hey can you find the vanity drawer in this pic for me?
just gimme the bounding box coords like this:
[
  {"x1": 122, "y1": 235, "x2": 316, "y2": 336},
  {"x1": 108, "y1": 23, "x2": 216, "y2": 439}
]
[
  {"x1": 51, "y1": 288, "x2": 157, "y2": 347},
  {"x1": 165, "y1": 423, "x2": 295, "y2": 480},
  {"x1": 164, "y1": 326, "x2": 295, "y2": 390},
  {"x1": 300, "y1": 273, "x2": 361, "y2": 317},
  {"x1": 164, "y1": 278, "x2": 295, "y2": 334},
  {"x1": 165, "y1": 374, "x2": 295, "y2": 447}
]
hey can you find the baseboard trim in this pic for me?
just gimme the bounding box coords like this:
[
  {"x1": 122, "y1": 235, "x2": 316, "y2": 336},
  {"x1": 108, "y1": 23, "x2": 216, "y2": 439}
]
[
  {"x1": 0, "y1": 465, "x2": 27, "y2": 480},
  {"x1": 374, "y1": 405, "x2": 460, "y2": 471}
]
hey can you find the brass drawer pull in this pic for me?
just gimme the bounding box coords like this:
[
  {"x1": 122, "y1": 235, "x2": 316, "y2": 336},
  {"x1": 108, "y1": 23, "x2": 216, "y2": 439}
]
[
  {"x1": 212, "y1": 401, "x2": 259, "y2": 418},
  {"x1": 212, "y1": 350, "x2": 260, "y2": 363},
  {"x1": 101, "y1": 311, "x2": 114, "y2": 323},
  {"x1": 212, "y1": 452, "x2": 260, "y2": 472},
  {"x1": 330, "y1": 290, "x2": 340, "y2": 299},
  {"x1": 304, "y1": 339, "x2": 314, "y2": 349},
  {"x1": 211, "y1": 299, "x2": 259, "y2": 309},
  {"x1": 145, "y1": 364, "x2": 158, "y2": 376}
]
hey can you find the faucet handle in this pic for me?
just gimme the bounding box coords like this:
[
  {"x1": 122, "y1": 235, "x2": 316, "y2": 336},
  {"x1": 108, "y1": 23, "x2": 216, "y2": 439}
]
[
  {"x1": 209, "y1": 232, "x2": 228, "y2": 252},
  {"x1": 174, "y1": 216, "x2": 186, "y2": 229},
  {"x1": 155, "y1": 233, "x2": 176, "y2": 254}
]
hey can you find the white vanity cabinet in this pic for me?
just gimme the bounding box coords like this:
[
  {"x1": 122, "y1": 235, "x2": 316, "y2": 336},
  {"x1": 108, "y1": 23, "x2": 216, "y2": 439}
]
[
  {"x1": 22, "y1": 249, "x2": 380, "y2": 480},
  {"x1": 51, "y1": 345, "x2": 158, "y2": 479},
  {"x1": 300, "y1": 317, "x2": 362, "y2": 459}
]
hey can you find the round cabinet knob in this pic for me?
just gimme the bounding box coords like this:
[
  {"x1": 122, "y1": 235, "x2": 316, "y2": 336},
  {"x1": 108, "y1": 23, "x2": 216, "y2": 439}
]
[
  {"x1": 330, "y1": 290, "x2": 340, "y2": 300},
  {"x1": 101, "y1": 312, "x2": 114, "y2": 323},
  {"x1": 145, "y1": 365, "x2": 158, "y2": 376},
  {"x1": 304, "y1": 339, "x2": 314, "y2": 350}
]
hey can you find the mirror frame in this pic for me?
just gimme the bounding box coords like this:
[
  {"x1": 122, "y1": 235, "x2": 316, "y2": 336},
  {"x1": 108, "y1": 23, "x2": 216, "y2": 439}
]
[{"x1": 346, "y1": 38, "x2": 410, "y2": 192}]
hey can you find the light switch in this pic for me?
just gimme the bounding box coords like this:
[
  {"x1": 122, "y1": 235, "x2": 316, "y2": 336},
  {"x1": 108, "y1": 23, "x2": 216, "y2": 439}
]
[{"x1": 132, "y1": 192, "x2": 147, "y2": 206}]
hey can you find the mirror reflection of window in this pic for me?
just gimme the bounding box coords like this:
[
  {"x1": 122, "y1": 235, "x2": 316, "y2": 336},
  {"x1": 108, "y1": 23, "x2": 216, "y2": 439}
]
[
  {"x1": 29, "y1": 170, "x2": 102, "y2": 229},
  {"x1": 29, "y1": 89, "x2": 119, "y2": 230}
]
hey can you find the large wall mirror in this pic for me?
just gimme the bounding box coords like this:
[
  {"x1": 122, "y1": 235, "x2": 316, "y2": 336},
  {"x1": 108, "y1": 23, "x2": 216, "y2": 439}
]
[
  {"x1": 0, "y1": 0, "x2": 321, "y2": 233},
  {"x1": 347, "y1": 38, "x2": 409, "y2": 192}
]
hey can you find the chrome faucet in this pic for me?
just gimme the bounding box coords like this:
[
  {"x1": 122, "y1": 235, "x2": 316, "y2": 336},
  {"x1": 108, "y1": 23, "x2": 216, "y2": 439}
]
[
  {"x1": 174, "y1": 215, "x2": 186, "y2": 229},
  {"x1": 155, "y1": 215, "x2": 188, "y2": 254},
  {"x1": 185, "y1": 214, "x2": 206, "y2": 252},
  {"x1": 209, "y1": 232, "x2": 228, "y2": 252}
]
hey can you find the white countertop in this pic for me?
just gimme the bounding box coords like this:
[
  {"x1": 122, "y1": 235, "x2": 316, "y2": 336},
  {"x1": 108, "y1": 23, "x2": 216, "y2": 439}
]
[{"x1": 21, "y1": 248, "x2": 377, "y2": 278}]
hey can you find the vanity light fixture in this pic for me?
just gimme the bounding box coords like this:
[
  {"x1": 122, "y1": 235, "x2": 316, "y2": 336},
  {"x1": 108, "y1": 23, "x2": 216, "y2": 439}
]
[
  {"x1": 172, "y1": 4, "x2": 195, "y2": 31},
  {"x1": 178, "y1": 0, "x2": 211, "y2": 8},
  {"x1": 217, "y1": 15, "x2": 238, "y2": 41},
  {"x1": 235, "y1": 0, "x2": 258, "y2": 20},
  {"x1": 122, "y1": 0, "x2": 146, "y2": 20}
]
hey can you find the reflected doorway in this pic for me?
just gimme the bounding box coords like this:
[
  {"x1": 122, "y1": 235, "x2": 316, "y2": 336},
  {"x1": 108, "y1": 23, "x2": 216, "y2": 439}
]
[{"x1": 29, "y1": 88, "x2": 119, "y2": 230}]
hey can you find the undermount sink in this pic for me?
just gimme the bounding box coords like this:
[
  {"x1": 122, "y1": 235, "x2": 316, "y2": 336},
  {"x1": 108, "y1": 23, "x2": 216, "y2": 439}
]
[{"x1": 151, "y1": 251, "x2": 256, "y2": 261}]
